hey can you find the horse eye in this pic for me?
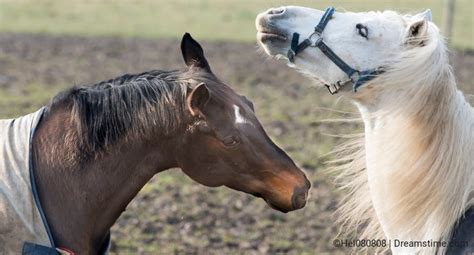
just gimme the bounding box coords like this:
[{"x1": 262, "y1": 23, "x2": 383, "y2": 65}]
[
  {"x1": 197, "y1": 122, "x2": 212, "y2": 133},
  {"x1": 356, "y1": 23, "x2": 369, "y2": 39},
  {"x1": 222, "y1": 136, "x2": 240, "y2": 147}
]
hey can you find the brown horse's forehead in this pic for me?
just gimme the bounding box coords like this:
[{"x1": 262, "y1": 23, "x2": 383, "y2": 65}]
[
  {"x1": 207, "y1": 99, "x2": 257, "y2": 135},
  {"x1": 231, "y1": 103, "x2": 252, "y2": 125},
  {"x1": 216, "y1": 93, "x2": 255, "y2": 120},
  {"x1": 190, "y1": 74, "x2": 256, "y2": 122}
]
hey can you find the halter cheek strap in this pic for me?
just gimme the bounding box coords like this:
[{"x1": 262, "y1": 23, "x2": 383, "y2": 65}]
[
  {"x1": 288, "y1": 7, "x2": 384, "y2": 94},
  {"x1": 288, "y1": 7, "x2": 334, "y2": 62}
]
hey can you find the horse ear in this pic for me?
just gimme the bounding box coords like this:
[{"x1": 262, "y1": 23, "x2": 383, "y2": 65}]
[
  {"x1": 187, "y1": 83, "x2": 211, "y2": 117},
  {"x1": 406, "y1": 18, "x2": 429, "y2": 46},
  {"x1": 414, "y1": 9, "x2": 432, "y2": 22},
  {"x1": 181, "y1": 33, "x2": 212, "y2": 72}
]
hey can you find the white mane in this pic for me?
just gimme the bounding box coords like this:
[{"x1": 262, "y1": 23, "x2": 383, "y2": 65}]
[
  {"x1": 332, "y1": 20, "x2": 474, "y2": 254},
  {"x1": 257, "y1": 6, "x2": 473, "y2": 253}
]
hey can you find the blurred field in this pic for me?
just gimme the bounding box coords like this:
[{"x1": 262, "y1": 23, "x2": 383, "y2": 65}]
[
  {"x1": 0, "y1": 0, "x2": 473, "y2": 49},
  {"x1": 0, "y1": 33, "x2": 472, "y2": 254},
  {"x1": 0, "y1": 0, "x2": 473, "y2": 254}
]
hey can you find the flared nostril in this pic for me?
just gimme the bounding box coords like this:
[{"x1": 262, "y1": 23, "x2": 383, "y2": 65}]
[{"x1": 268, "y1": 7, "x2": 286, "y2": 16}]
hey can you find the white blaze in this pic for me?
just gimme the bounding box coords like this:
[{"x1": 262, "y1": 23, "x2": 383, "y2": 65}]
[{"x1": 233, "y1": 105, "x2": 247, "y2": 124}]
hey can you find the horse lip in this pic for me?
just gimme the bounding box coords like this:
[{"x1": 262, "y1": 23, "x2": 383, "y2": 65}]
[
  {"x1": 259, "y1": 196, "x2": 290, "y2": 213},
  {"x1": 266, "y1": 200, "x2": 290, "y2": 213},
  {"x1": 249, "y1": 192, "x2": 289, "y2": 213},
  {"x1": 257, "y1": 31, "x2": 288, "y2": 42}
]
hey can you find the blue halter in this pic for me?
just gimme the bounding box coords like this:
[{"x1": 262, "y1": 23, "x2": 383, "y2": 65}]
[{"x1": 287, "y1": 7, "x2": 384, "y2": 94}]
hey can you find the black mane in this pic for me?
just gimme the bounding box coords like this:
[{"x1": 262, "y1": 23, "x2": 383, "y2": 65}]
[{"x1": 49, "y1": 69, "x2": 232, "y2": 156}]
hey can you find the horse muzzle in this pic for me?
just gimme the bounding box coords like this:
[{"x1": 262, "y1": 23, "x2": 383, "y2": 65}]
[
  {"x1": 262, "y1": 176, "x2": 311, "y2": 213},
  {"x1": 256, "y1": 7, "x2": 291, "y2": 56}
]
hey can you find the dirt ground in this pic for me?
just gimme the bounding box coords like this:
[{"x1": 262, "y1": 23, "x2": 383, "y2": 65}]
[{"x1": 0, "y1": 33, "x2": 472, "y2": 254}]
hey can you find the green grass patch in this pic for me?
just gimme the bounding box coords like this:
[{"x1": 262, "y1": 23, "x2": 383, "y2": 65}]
[
  {"x1": 0, "y1": 83, "x2": 65, "y2": 118},
  {"x1": 0, "y1": 0, "x2": 472, "y2": 49}
]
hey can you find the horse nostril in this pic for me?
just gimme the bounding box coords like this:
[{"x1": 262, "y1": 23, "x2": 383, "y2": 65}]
[
  {"x1": 268, "y1": 7, "x2": 286, "y2": 15},
  {"x1": 291, "y1": 185, "x2": 308, "y2": 210}
]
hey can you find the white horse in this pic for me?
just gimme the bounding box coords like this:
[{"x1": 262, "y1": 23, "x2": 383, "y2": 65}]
[{"x1": 256, "y1": 6, "x2": 474, "y2": 254}]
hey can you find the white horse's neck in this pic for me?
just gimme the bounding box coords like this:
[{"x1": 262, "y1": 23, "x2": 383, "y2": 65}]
[{"x1": 356, "y1": 75, "x2": 474, "y2": 254}]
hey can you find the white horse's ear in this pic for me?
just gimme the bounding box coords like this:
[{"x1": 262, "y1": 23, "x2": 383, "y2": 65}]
[
  {"x1": 415, "y1": 9, "x2": 432, "y2": 22},
  {"x1": 406, "y1": 18, "x2": 429, "y2": 46}
]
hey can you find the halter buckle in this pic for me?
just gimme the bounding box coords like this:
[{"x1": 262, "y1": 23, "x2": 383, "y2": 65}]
[{"x1": 325, "y1": 81, "x2": 342, "y2": 95}]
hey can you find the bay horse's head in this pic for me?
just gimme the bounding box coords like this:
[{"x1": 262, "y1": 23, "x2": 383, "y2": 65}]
[
  {"x1": 256, "y1": 6, "x2": 435, "y2": 96},
  {"x1": 177, "y1": 34, "x2": 310, "y2": 213}
]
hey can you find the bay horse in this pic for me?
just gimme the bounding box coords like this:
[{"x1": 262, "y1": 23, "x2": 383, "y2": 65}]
[
  {"x1": 1, "y1": 33, "x2": 310, "y2": 254},
  {"x1": 256, "y1": 6, "x2": 473, "y2": 254}
]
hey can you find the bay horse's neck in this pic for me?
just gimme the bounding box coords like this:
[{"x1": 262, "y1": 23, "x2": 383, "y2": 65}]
[
  {"x1": 356, "y1": 80, "x2": 474, "y2": 253},
  {"x1": 33, "y1": 105, "x2": 180, "y2": 254}
]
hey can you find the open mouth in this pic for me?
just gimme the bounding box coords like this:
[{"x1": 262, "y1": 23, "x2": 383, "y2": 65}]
[
  {"x1": 256, "y1": 26, "x2": 289, "y2": 56},
  {"x1": 256, "y1": 30, "x2": 288, "y2": 42}
]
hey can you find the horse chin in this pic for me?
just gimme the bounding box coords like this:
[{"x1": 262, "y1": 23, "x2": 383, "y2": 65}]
[
  {"x1": 260, "y1": 42, "x2": 288, "y2": 59},
  {"x1": 251, "y1": 192, "x2": 291, "y2": 213},
  {"x1": 257, "y1": 32, "x2": 289, "y2": 57},
  {"x1": 227, "y1": 186, "x2": 293, "y2": 213},
  {"x1": 265, "y1": 200, "x2": 291, "y2": 214}
]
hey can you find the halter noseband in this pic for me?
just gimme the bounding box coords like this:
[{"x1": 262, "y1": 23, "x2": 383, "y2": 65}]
[{"x1": 287, "y1": 7, "x2": 384, "y2": 94}]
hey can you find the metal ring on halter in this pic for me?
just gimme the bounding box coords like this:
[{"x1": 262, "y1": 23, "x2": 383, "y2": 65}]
[
  {"x1": 311, "y1": 37, "x2": 323, "y2": 47},
  {"x1": 349, "y1": 71, "x2": 361, "y2": 83},
  {"x1": 308, "y1": 31, "x2": 322, "y2": 45}
]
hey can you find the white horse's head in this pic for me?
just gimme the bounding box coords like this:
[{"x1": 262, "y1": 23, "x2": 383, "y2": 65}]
[{"x1": 256, "y1": 6, "x2": 436, "y2": 97}]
